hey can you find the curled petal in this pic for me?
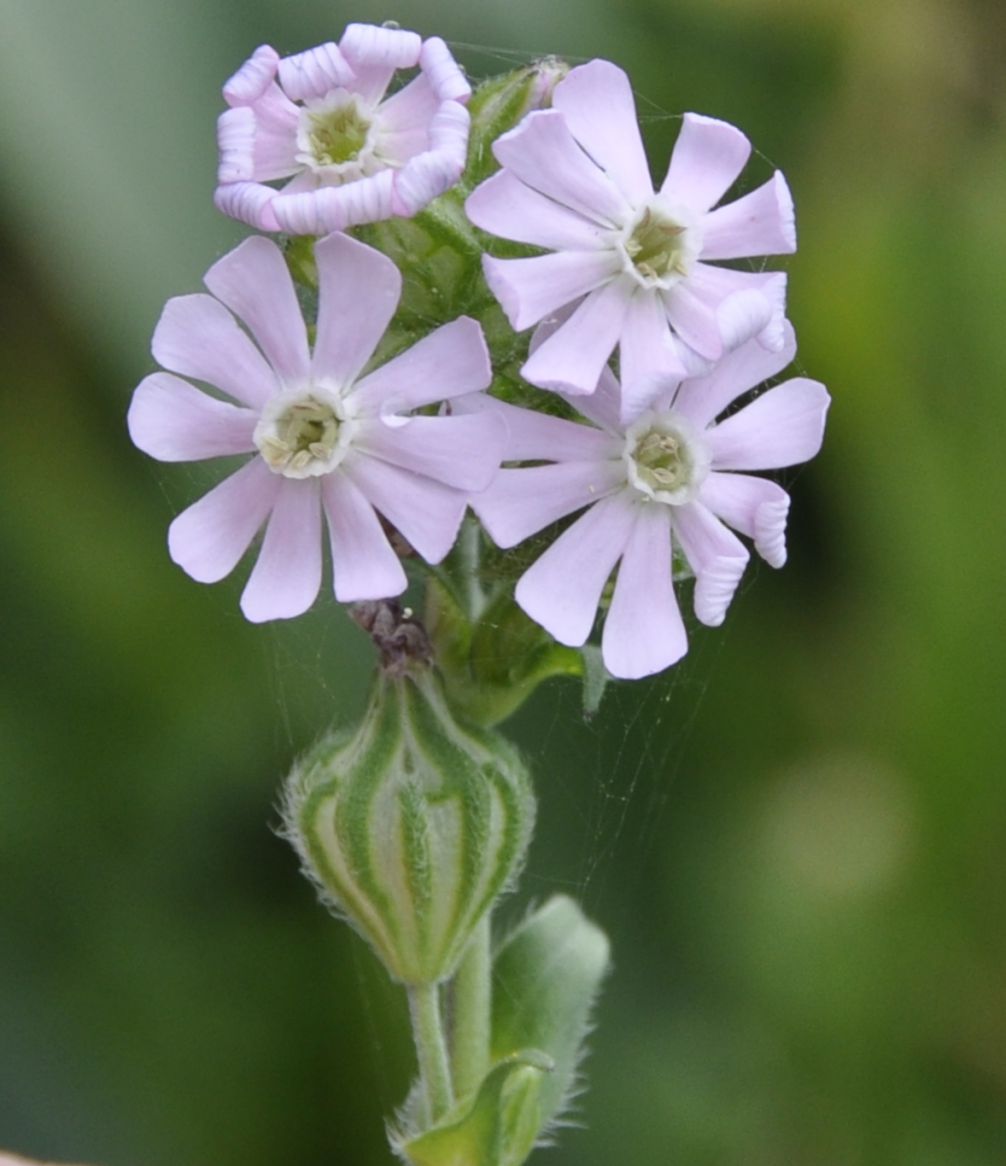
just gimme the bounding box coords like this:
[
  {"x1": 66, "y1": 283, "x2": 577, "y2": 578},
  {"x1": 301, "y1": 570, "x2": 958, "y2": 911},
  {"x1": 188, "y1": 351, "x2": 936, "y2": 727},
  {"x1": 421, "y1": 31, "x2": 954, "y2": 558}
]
[
  {"x1": 420, "y1": 35, "x2": 471, "y2": 102},
  {"x1": 671, "y1": 503, "x2": 749, "y2": 627},
  {"x1": 515, "y1": 494, "x2": 636, "y2": 647},
  {"x1": 241, "y1": 481, "x2": 323, "y2": 622},
  {"x1": 339, "y1": 23, "x2": 422, "y2": 104},
  {"x1": 213, "y1": 180, "x2": 282, "y2": 232},
  {"x1": 168, "y1": 458, "x2": 280, "y2": 584},
  {"x1": 699, "y1": 472, "x2": 791, "y2": 568},
  {"x1": 391, "y1": 103, "x2": 470, "y2": 216},
  {"x1": 322, "y1": 473, "x2": 408, "y2": 601},
  {"x1": 602, "y1": 504, "x2": 687, "y2": 679},
  {"x1": 128, "y1": 373, "x2": 256, "y2": 462},
  {"x1": 223, "y1": 45, "x2": 280, "y2": 106},
  {"x1": 661, "y1": 112, "x2": 751, "y2": 213},
  {"x1": 277, "y1": 42, "x2": 354, "y2": 102},
  {"x1": 271, "y1": 169, "x2": 397, "y2": 234}
]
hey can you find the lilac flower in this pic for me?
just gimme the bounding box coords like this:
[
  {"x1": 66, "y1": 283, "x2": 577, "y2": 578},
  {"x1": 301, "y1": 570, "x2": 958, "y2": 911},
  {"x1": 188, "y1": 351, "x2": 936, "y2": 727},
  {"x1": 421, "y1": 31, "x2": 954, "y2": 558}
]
[
  {"x1": 215, "y1": 23, "x2": 471, "y2": 236},
  {"x1": 128, "y1": 234, "x2": 499, "y2": 622},
  {"x1": 466, "y1": 326, "x2": 829, "y2": 679},
  {"x1": 465, "y1": 59, "x2": 795, "y2": 418}
]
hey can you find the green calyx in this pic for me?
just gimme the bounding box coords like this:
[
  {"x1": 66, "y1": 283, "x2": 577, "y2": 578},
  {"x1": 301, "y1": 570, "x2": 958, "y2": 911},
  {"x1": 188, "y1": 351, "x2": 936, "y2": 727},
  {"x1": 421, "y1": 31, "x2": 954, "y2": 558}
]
[{"x1": 283, "y1": 668, "x2": 535, "y2": 985}]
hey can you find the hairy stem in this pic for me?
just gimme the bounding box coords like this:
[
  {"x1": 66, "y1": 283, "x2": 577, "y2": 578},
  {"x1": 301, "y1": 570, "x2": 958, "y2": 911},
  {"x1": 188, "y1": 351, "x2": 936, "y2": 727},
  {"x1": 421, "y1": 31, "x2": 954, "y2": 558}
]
[
  {"x1": 408, "y1": 982, "x2": 454, "y2": 1125},
  {"x1": 449, "y1": 915, "x2": 492, "y2": 1100}
]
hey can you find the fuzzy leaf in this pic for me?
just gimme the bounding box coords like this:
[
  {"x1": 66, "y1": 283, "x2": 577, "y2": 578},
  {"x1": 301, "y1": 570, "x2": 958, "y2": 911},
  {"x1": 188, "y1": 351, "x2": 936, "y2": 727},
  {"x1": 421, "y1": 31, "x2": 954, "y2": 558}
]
[{"x1": 491, "y1": 896, "x2": 610, "y2": 1131}]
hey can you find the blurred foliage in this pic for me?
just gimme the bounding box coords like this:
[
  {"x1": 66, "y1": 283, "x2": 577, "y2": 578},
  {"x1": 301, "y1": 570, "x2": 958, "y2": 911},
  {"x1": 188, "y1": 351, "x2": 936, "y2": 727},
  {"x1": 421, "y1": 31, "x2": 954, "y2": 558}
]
[{"x1": 1, "y1": 1, "x2": 1004, "y2": 1164}]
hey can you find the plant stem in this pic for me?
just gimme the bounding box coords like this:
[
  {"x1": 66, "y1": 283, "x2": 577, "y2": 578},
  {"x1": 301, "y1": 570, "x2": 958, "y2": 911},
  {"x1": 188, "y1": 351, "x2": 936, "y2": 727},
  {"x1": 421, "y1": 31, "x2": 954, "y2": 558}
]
[
  {"x1": 449, "y1": 915, "x2": 492, "y2": 1100},
  {"x1": 407, "y1": 982, "x2": 454, "y2": 1125}
]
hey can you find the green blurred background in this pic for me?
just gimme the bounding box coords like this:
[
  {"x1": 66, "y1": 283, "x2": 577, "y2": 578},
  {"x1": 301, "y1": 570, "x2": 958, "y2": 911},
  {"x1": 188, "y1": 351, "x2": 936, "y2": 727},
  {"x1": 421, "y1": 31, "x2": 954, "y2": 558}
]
[{"x1": 1, "y1": 0, "x2": 1004, "y2": 1163}]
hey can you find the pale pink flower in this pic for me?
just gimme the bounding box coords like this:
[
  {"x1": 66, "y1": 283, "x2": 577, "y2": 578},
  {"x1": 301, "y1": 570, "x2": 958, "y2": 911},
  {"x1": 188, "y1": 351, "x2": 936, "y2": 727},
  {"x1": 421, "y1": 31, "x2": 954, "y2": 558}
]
[
  {"x1": 466, "y1": 326, "x2": 828, "y2": 679},
  {"x1": 128, "y1": 234, "x2": 499, "y2": 622},
  {"x1": 465, "y1": 59, "x2": 795, "y2": 418},
  {"x1": 215, "y1": 23, "x2": 471, "y2": 235}
]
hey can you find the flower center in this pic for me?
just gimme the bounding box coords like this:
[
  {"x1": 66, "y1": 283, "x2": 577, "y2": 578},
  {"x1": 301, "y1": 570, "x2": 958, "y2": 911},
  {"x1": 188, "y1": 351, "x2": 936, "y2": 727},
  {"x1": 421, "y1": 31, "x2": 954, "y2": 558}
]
[
  {"x1": 297, "y1": 94, "x2": 375, "y2": 174},
  {"x1": 624, "y1": 413, "x2": 709, "y2": 505},
  {"x1": 620, "y1": 204, "x2": 701, "y2": 289},
  {"x1": 254, "y1": 391, "x2": 348, "y2": 479}
]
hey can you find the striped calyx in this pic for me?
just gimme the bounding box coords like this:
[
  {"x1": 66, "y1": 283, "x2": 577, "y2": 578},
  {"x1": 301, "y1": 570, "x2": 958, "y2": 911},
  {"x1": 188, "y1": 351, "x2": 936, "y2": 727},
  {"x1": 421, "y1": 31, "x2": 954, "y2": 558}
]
[{"x1": 283, "y1": 670, "x2": 535, "y2": 985}]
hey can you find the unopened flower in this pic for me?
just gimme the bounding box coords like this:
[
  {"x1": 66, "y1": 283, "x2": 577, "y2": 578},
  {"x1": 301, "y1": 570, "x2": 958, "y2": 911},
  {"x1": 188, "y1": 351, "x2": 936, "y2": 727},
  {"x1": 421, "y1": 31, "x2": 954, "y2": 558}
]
[
  {"x1": 466, "y1": 326, "x2": 829, "y2": 679},
  {"x1": 128, "y1": 234, "x2": 499, "y2": 621},
  {"x1": 465, "y1": 59, "x2": 795, "y2": 417},
  {"x1": 215, "y1": 23, "x2": 471, "y2": 235}
]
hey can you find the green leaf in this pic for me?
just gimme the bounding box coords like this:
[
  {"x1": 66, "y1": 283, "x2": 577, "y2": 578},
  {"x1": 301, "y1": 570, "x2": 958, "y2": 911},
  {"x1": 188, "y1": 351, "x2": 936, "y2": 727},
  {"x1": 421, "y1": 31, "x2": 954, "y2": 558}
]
[
  {"x1": 491, "y1": 896, "x2": 611, "y2": 1131},
  {"x1": 398, "y1": 1050, "x2": 553, "y2": 1166}
]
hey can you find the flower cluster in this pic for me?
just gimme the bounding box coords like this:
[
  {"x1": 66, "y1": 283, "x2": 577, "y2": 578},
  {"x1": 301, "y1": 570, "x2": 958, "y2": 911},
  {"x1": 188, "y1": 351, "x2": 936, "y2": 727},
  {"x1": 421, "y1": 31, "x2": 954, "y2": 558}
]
[{"x1": 129, "y1": 25, "x2": 829, "y2": 679}]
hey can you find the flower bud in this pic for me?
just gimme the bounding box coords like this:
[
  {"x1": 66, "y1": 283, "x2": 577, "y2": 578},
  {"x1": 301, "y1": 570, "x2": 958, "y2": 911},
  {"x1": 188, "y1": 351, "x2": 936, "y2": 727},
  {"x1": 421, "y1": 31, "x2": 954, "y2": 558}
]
[
  {"x1": 283, "y1": 668, "x2": 535, "y2": 985},
  {"x1": 466, "y1": 59, "x2": 570, "y2": 185}
]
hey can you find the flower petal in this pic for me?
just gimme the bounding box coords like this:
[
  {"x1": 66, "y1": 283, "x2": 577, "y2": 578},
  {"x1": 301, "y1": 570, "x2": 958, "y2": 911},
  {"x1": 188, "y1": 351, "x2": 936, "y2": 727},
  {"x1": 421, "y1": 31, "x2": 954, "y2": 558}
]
[
  {"x1": 492, "y1": 109, "x2": 631, "y2": 227},
  {"x1": 662, "y1": 281, "x2": 724, "y2": 362},
  {"x1": 168, "y1": 458, "x2": 280, "y2": 584},
  {"x1": 350, "y1": 316, "x2": 490, "y2": 415},
  {"x1": 483, "y1": 250, "x2": 620, "y2": 332},
  {"x1": 671, "y1": 322, "x2": 797, "y2": 429},
  {"x1": 203, "y1": 237, "x2": 310, "y2": 386},
  {"x1": 698, "y1": 471, "x2": 791, "y2": 568},
  {"x1": 241, "y1": 480, "x2": 323, "y2": 622},
  {"x1": 686, "y1": 264, "x2": 789, "y2": 353},
  {"x1": 466, "y1": 170, "x2": 609, "y2": 252},
  {"x1": 552, "y1": 59, "x2": 653, "y2": 205},
  {"x1": 521, "y1": 279, "x2": 632, "y2": 395},
  {"x1": 128, "y1": 373, "x2": 257, "y2": 462},
  {"x1": 420, "y1": 35, "x2": 471, "y2": 103},
  {"x1": 322, "y1": 473, "x2": 408, "y2": 601},
  {"x1": 602, "y1": 504, "x2": 686, "y2": 678},
  {"x1": 701, "y1": 171, "x2": 796, "y2": 260},
  {"x1": 671, "y1": 502, "x2": 749, "y2": 627},
  {"x1": 312, "y1": 233, "x2": 401, "y2": 386},
  {"x1": 515, "y1": 493, "x2": 636, "y2": 646},
  {"x1": 661, "y1": 113, "x2": 751, "y2": 213},
  {"x1": 339, "y1": 23, "x2": 422, "y2": 104},
  {"x1": 457, "y1": 394, "x2": 619, "y2": 462},
  {"x1": 344, "y1": 454, "x2": 466, "y2": 564},
  {"x1": 213, "y1": 181, "x2": 283, "y2": 233},
  {"x1": 216, "y1": 104, "x2": 299, "y2": 185},
  {"x1": 391, "y1": 102, "x2": 470, "y2": 216},
  {"x1": 706, "y1": 377, "x2": 830, "y2": 470},
  {"x1": 377, "y1": 73, "x2": 441, "y2": 159},
  {"x1": 619, "y1": 290, "x2": 689, "y2": 421},
  {"x1": 151, "y1": 293, "x2": 279, "y2": 409},
  {"x1": 271, "y1": 168, "x2": 397, "y2": 234},
  {"x1": 355, "y1": 412, "x2": 504, "y2": 492},
  {"x1": 473, "y1": 461, "x2": 623, "y2": 548},
  {"x1": 223, "y1": 45, "x2": 280, "y2": 107},
  {"x1": 277, "y1": 42, "x2": 354, "y2": 102}
]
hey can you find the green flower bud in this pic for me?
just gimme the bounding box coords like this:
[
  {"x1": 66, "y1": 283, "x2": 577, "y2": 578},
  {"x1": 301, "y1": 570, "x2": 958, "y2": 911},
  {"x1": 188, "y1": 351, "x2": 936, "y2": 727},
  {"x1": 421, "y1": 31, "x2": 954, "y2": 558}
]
[
  {"x1": 466, "y1": 59, "x2": 570, "y2": 185},
  {"x1": 283, "y1": 668, "x2": 535, "y2": 985}
]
